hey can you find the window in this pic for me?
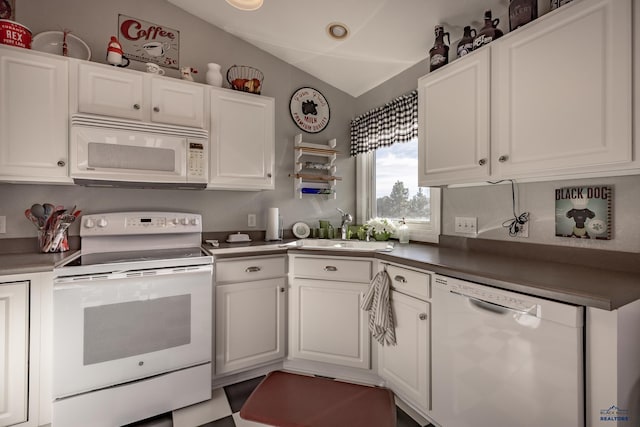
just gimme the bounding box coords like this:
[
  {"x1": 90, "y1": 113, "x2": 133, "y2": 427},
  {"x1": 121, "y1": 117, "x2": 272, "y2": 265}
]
[
  {"x1": 356, "y1": 144, "x2": 440, "y2": 243},
  {"x1": 352, "y1": 91, "x2": 440, "y2": 243}
]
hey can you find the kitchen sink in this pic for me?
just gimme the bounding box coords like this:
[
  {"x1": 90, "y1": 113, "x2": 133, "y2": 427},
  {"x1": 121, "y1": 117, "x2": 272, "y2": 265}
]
[{"x1": 285, "y1": 239, "x2": 394, "y2": 252}]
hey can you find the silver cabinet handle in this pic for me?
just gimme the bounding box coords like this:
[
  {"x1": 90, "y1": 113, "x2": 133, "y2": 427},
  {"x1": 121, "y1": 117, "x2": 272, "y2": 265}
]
[
  {"x1": 153, "y1": 106, "x2": 160, "y2": 112},
  {"x1": 478, "y1": 158, "x2": 487, "y2": 166},
  {"x1": 419, "y1": 313, "x2": 428, "y2": 320},
  {"x1": 394, "y1": 275, "x2": 407, "y2": 283},
  {"x1": 133, "y1": 104, "x2": 141, "y2": 110},
  {"x1": 324, "y1": 266, "x2": 337, "y2": 272},
  {"x1": 245, "y1": 266, "x2": 261, "y2": 273},
  {"x1": 498, "y1": 155, "x2": 509, "y2": 163},
  {"x1": 57, "y1": 160, "x2": 66, "y2": 167}
]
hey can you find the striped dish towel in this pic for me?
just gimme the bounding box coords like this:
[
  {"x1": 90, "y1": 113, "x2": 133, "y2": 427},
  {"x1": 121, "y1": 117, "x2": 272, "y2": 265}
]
[{"x1": 361, "y1": 269, "x2": 396, "y2": 346}]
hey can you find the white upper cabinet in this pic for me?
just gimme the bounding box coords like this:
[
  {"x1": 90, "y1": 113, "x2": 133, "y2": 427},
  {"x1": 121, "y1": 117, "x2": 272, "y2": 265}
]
[
  {"x1": 492, "y1": 0, "x2": 632, "y2": 178},
  {"x1": 76, "y1": 62, "x2": 205, "y2": 128},
  {"x1": 208, "y1": 87, "x2": 275, "y2": 190},
  {"x1": 419, "y1": 0, "x2": 633, "y2": 186},
  {"x1": 0, "y1": 46, "x2": 70, "y2": 183},
  {"x1": 418, "y1": 48, "x2": 491, "y2": 186}
]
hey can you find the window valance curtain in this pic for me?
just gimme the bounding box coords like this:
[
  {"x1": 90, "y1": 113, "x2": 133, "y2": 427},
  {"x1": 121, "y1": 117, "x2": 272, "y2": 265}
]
[{"x1": 350, "y1": 90, "x2": 418, "y2": 156}]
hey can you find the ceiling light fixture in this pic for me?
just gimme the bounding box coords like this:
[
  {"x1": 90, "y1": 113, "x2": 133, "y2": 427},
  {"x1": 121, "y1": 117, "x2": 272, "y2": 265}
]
[
  {"x1": 225, "y1": 0, "x2": 263, "y2": 11},
  {"x1": 326, "y1": 23, "x2": 349, "y2": 40}
]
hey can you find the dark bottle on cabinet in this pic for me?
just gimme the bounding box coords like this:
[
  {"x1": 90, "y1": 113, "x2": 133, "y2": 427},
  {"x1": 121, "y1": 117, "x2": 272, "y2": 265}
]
[
  {"x1": 429, "y1": 25, "x2": 450, "y2": 72},
  {"x1": 509, "y1": 0, "x2": 538, "y2": 31},
  {"x1": 473, "y1": 10, "x2": 503, "y2": 50},
  {"x1": 457, "y1": 26, "x2": 477, "y2": 58}
]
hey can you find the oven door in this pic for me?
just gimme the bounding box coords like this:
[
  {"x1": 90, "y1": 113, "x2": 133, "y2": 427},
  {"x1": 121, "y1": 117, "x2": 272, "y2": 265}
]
[{"x1": 53, "y1": 264, "x2": 212, "y2": 399}]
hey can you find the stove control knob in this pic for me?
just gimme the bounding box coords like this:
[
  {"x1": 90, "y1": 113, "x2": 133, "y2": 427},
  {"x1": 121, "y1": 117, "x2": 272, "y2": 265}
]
[
  {"x1": 190, "y1": 218, "x2": 200, "y2": 226},
  {"x1": 84, "y1": 218, "x2": 95, "y2": 228},
  {"x1": 97, "y1": 218, "x2": 108, "y2": 228},
  {"x1": 171, "y1": 218, "x2": 180, "y2": 225},
  {"x1": 181, "y1": 217, "x2": 189, "y2": 225}
]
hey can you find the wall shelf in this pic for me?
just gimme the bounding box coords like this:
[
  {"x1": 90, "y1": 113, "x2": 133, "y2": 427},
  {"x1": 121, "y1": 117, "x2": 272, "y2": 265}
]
[{"x1": 292, "y1": 134, "x2": 340, "y2": 199}]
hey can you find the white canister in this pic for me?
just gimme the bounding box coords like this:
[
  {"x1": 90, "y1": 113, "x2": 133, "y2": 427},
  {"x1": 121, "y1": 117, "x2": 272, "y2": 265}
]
[{"x1": 206, "y1": 63, "x2": 223, "y2": 87}]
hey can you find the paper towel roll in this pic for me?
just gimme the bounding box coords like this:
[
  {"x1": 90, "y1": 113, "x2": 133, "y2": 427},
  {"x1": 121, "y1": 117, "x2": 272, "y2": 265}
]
[{"x1": 266, "y1": 207, "x2": 280, "y2": 241}]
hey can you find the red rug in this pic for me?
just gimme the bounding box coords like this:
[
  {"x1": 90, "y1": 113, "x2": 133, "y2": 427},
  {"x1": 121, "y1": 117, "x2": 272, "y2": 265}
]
[{"x1": 239, "y1": 371, "x2": 396, "y2": 427}]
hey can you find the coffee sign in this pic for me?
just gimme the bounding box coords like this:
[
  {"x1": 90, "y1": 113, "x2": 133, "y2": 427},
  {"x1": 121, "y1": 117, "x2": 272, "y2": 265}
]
[{"x1": 118, "y1": 14, "x2": 179, "y2": 69}]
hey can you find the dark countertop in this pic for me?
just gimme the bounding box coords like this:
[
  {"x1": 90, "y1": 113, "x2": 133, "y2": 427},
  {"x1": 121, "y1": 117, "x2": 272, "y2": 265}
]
[
  {"x1": 2, "y1": 237, "x2": 639, "y2": 311},
  {"x1": 0, "y1": 250, "x2": 79, "y2": 275}
]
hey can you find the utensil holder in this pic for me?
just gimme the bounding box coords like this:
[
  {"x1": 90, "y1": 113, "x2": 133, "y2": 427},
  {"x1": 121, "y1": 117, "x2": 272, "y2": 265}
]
[{"x1": 38, "y1": 229, "x2": 69, "y2": 253}]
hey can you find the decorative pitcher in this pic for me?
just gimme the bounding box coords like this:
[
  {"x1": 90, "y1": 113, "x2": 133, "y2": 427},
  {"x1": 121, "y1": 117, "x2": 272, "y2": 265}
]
[{"x1": 206, "y1": 63, "x2": 223, "y2": 87}]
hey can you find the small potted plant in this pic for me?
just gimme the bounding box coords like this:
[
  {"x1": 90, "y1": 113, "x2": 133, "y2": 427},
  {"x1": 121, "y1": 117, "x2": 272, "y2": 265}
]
[{"x1": 364, "y1": 217, "x2": 397, "y2": 241}]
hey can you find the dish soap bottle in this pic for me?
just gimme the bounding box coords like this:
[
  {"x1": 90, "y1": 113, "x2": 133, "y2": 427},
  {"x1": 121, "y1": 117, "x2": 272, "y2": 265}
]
[
  {"x1": 398, "y1": 218, "x2": 409, "y2": 244},
  {"x1": 429, "y1": 25, "x2": 450, "y2": 72}
]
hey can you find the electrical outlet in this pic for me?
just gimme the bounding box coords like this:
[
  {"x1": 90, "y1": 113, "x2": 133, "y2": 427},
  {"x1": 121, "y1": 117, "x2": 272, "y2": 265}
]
[
  {"x1": 0, "y1": 216, "x2": 5, "y2": 234},
  {"x1": 248, "y1": 214, "x2": 257, "y2": 227},
  {"x1": 454, "y1": 216, "x2": 477, "y2": 234},
  {"x1": 515, "y1": 220, "x2": 529, "y2": 238}
]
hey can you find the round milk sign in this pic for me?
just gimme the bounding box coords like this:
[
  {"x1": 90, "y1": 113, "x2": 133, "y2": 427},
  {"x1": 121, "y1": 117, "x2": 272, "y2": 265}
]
[{"x1": 289, "y1": 87, "x2": 330, "y2": 134}]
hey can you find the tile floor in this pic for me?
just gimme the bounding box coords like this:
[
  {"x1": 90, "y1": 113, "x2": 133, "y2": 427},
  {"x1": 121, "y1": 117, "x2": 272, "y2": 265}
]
[{"x1": 127, "y1": 375, "x2": 432, "y2": 427}]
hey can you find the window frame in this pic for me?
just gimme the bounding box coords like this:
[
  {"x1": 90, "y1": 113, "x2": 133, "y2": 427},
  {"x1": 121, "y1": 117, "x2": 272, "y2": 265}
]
[{"x1": 356, "y1": 149, "x2": 441, "y2": 244}]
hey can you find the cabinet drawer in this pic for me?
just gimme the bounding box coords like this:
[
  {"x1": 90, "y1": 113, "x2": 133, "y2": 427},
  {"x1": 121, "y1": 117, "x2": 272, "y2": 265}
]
[
  {"x1": 385, "y1": 264, "x2": 430, "y2": 299},
  {"x1": 293, "y1": 257, "x2": 372, "y2": 283},
  {"x1": 216, "y1": 256, "x2": 285, "y2": 282}
]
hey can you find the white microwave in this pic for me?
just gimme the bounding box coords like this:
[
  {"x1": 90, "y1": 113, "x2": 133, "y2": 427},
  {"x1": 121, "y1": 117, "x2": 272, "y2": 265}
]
[{"x1": 70, "y1": 115, "x2": 209, "y2": 189}]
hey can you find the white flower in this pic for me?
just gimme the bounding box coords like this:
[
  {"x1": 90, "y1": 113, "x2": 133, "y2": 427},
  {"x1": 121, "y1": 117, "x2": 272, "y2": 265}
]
[{"x1": 366, "y1": 217, "x2": 397, "y2": 234}]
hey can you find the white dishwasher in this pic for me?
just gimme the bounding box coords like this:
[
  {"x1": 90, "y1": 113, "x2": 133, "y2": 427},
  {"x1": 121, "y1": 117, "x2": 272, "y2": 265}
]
[{"x1": 432, "y1": 275, "x2": 583, "y2": 427}]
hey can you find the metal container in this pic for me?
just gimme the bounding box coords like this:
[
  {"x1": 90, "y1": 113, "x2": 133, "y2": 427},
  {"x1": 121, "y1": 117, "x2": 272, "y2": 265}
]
[{"x1": 0, "y1": 19, "x2": 32, "y2": 49}]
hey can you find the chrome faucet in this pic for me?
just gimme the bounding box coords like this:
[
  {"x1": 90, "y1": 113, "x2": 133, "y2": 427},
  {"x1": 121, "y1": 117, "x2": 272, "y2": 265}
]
[{"x1": 336, "y1": 208, "x2": 352, "y2": 240}]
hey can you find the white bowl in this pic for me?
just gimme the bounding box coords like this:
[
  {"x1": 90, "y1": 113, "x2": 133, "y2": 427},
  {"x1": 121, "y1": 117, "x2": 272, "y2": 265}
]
[{"x1": 32, "y1": 31, "x2": 91, "y2": 60}]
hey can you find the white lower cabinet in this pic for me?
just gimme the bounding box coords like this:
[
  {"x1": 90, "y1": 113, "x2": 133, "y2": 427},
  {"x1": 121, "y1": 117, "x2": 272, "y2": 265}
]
[
  {"x1": 0, "y1": 272, "x2": 52, "y2": 427},
  {"x1": 378, "y1": 263, "x2": 432, "y2": 416},
  {"x1": 0, "y1": 280, "x2": 28, "y2": 427},
  {"x1": 288, "y1": 255, "x2": 372, "y2": 370},
  {"x1": 214, "y1": 255, "x2": 286, "y2": 376},
  {"x1": 379, "y1": 291, "x2": 430, "y2": 414}
]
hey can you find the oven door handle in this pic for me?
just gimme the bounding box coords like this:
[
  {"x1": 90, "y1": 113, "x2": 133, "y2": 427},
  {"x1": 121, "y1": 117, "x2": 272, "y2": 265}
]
[{"x1": 54, "y1": 264, "x2": 212, "y2": 286}]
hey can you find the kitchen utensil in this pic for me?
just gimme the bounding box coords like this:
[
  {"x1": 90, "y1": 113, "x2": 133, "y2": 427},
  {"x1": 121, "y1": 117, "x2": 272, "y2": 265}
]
[
  {"x1": 30, "y1": 203, "x2": 45, "y2": 219},
  {"x1": 24, "y1": 209, "x2": 41, "y2": 229}
]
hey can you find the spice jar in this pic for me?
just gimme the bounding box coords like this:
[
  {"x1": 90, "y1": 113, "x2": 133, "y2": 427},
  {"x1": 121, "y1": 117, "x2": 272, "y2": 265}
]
[
  {"x1": 473, "y1": 10, "x2": 503, "y2": 50},
  {"x1": 509, "y1": 0, "x2": 538, "y2": 31},
  {"x1": 456, "y1": 26, "x2": 477, "y2": 58},
  {"x1": 429, "y1": 25, "x2": 450, "y2": 72}
]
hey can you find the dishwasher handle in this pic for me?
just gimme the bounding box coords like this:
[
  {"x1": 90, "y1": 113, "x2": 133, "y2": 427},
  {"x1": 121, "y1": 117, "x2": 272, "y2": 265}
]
[{"x1": 451, "y1": 290, "x2": 537, "y2": 316}]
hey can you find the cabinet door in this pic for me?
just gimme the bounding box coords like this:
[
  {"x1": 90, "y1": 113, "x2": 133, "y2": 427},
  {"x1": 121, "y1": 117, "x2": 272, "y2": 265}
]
[
  {"x1": 0, "y1": 48, "x2": 69, "y2": 182},
  {"x1": 289, "y1": 279, "x2": 370, "y2": 369},
  {"x1": 209, "y1": 88, "x2": 275, "y2": 190},
  {"x1": 215, "y1": 278, "x2": 286, "y2": 375},
  {"x1": 77, "y1": 62, "x2": 145, "y2": 121},
  {"x1": 0, "y1": 281, "x2": 28, "y2": 427},
  {"x1": 492, "y1": 0, "x2": 632, "y2": 178},
  {"x1": 418, "y1": 48, "x2": 490, "y2": 186},
  {"x1": 379, "y1": 291, "x2": 430, "y2": 413},
  {"x1": 150, "y1": 78, "x2": 205, "y2": 128}
]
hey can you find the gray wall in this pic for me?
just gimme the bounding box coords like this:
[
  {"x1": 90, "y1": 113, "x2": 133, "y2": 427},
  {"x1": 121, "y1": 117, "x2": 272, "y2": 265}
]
[
  {"x1": 1, "y1": 0, "x2": 357, "y2": 239},
  {"x1": 356, "y1": 56, "x2": 640, "y2": 253}
]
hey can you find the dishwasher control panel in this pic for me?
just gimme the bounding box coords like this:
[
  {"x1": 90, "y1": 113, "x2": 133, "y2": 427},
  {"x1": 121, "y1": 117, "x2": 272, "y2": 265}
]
[{"x1": 435, "y1": 275, "x2": 538, "y2": 314}]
